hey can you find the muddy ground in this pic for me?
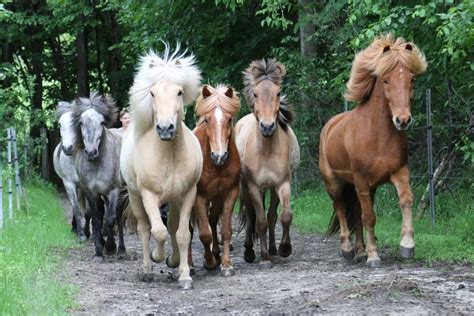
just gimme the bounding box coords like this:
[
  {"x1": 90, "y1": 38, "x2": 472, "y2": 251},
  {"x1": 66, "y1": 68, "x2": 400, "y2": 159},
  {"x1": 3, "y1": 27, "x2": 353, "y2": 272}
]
[{"x1": 59, "y1": 194, "x2": 473, "y2": 314}]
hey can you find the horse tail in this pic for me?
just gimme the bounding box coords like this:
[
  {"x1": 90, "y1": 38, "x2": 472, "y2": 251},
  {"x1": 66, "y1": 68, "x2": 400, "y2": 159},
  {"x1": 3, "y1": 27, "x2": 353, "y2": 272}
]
[
  {"x1": 237, "y1": 188, "x2": 258, "y2": 241},
  {"x1": 119, "y1": 187, "x2": 137, "y2": 233},
  {"x1": 327, "y1": 184, "x2": 358, "y2": 236}
]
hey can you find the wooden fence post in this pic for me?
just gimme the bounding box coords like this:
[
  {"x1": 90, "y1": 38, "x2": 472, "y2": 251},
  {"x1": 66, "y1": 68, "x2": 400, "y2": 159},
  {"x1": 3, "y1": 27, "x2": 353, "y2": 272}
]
[
  {"x1": 12, "y1": 128, "x2": 22, "y2": 210},
  {"x1": 40, "y1": 127, "x2": 50, "y2": 180}
]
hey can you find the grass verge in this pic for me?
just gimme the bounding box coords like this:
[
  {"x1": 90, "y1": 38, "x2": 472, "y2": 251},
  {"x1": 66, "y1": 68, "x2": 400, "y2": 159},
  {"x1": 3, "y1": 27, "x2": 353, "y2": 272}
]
[
  {"x1": 0, "y1": 178, "x2": 77, "y2": 314},
  {"x1": 292, "y1": 184, "x2": 474, "y2": 263}
]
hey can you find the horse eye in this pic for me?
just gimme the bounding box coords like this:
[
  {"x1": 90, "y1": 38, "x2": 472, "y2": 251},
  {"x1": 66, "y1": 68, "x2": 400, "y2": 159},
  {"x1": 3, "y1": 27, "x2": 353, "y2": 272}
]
[
  {"x1": 277, "y1": 92, "x2": 281, "y2": 97},
  {"x1": 204, "y1": 118, "x2": 208, "y2": 124},
  {"x1": 150, "y1": 91, "x2": 155, "y2": 97},
  {"x1": 253, "y1": 93, "x2": 257, "y2": 98},
  {"x1": 411, "y1": 78, "x2": 415, "y2": 83},
  {"x1": 178, "y1": 90, "x2": 183, "y2": 96},
  {"x1": 100, "y1": 121, "x2": 105, "y2": 125},
  {"x1": 383, "y1": 79, "x2": 389, "y2": 84}
]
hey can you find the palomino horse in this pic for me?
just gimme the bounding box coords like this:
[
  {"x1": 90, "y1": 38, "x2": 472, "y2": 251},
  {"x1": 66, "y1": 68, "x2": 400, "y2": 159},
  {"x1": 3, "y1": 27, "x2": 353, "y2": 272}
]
[
  {"x1": 53, "y1": 101, "x2": 89, "y2": 242},
  {"x1": 236, "y1": 58, "x2": 300, "y2": 268},
  {"x1": 319, "y1": 34, "x2": 427, "y2": 267},
  {"x1": 120, "y1": 45, "x2": 202, "y2": 289},
  {"x1": 193, "y1": 84, "x2": 241, "y2": 276},
  {"x1": 73, "y1": 92, "x2": 126, "y2": 261}
]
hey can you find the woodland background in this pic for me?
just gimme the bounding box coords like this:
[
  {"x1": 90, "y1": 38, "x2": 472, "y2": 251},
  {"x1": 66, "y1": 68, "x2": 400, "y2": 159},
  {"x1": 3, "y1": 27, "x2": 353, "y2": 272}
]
[{"x1": 0, "y1": 0, "x2": 472, "y2": 201}]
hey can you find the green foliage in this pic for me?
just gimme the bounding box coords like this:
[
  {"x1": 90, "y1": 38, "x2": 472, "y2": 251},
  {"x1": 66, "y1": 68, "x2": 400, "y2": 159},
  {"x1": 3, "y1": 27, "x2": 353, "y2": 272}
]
[{"x1": 0, "y1": 179, "x2": 78, "y2": 314}]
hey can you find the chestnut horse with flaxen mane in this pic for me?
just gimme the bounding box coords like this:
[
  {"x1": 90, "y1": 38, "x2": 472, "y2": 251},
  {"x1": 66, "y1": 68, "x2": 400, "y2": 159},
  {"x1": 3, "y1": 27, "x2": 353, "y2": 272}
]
[
  {"x1": 320, "y1": 34, "x2": 427, "y2": 268},
  {"x1": 192, "y1": 84, "x2": 241, "y2": 276}
]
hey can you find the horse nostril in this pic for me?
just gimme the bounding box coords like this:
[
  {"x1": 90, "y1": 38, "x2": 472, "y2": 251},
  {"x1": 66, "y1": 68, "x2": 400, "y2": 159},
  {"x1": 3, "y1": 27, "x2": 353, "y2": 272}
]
[
  {"x1": 269, "y1": 122, "x2": 275, "y2": 129},
  {"x1": 395, "y1": 117, "x2": 401, "y2": 125},
  {"x1": 210, "y1": 152, "x2": 217, "y2": 161},
  {"x1": 407, "y1": 115, "x2": 413, "y2": 125}
]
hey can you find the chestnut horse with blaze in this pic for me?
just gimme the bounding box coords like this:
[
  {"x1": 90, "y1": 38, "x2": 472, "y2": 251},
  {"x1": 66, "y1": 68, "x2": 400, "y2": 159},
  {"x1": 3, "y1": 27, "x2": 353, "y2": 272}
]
[
  {"x1": 192, "y1": 84, "x2": 241, "y2": 276},
  {"x1": 320, "y1": 34, "x2": 427, "y2": 267}
]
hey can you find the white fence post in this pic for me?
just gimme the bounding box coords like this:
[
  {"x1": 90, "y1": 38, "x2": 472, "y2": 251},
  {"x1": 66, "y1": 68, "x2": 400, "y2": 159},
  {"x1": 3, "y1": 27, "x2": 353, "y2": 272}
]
[{"x1": 7, "y1": 128, "x2": 13, "y2": 219}]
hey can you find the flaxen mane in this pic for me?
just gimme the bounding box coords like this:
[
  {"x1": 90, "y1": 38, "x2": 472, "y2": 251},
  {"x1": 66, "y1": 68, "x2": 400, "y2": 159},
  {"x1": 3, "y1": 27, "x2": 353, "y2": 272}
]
[
  {"x1": 195, "y1": 84, "x2": 240, "y2": 125},
  {"x1": 345, "y1": 33, "x2": 427, "y2": 103},
  {"x1": 129, "y1": 43, "x2": 202, "y2": 138},
  {"x1": 243, "y1": 58, "x2": 294, "y2": 131}
]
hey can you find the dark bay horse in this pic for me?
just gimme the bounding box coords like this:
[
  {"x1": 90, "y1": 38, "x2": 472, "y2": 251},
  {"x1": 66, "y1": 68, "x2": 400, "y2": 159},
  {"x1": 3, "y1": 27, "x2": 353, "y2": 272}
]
[
  {"x1": 193, "y1": 84, "x2": 241, "y2": 276},
  {"x1": 73, "y1": 92, "x2": 126, "y2": 262},
  {"x1": 236, "y1": 59, "x2": 300, "y2": 269},
  {"x1": 319, "y1": 34, "x2": 427, "y2": 267}
]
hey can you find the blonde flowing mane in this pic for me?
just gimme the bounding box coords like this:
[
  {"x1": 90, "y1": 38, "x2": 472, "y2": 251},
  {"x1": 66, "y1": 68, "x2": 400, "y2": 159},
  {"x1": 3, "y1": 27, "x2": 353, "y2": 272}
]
[
  {"x1": 345, "y1": 33, "x2": 427, "y2": 103},
  {"x1": 129, "y1": 43, "x2": 202, "y2": 137},
  {"x1": 195, "y1": 84, "x2": 240, "y2": 124}
]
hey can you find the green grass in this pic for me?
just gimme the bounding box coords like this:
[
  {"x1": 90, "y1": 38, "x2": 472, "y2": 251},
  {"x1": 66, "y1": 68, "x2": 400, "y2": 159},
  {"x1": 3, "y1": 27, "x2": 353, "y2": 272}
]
[
  {"x1": 0, "y1": 178, "x2": 78, "y2": 315},
  {"x1": 292, "y1": 185, "x2": 474, "y2": 263}
]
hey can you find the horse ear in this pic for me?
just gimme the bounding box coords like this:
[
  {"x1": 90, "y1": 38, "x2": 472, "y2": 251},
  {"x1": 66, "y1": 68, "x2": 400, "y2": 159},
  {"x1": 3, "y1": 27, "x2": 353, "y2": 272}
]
[
  {"x1": 405, "y1": 44, "x2": 413, "y2": 51},
  {"x1": 275, "y1": 63, "x2": 286, "y2": 77},
  {"x1": 251, "y1": 67, "x2": 260, "y2": 77},
  {"x1": 202, "y1": 85, "x2": 212, "y2": 99},
  {"x1": 383, "y1": 45, "x2": 390, "y2": 53},
  {"x1": 175, "y1": 59, "x2": 182, "y2": 68},
  {"x1": 224, "y1": 88, "x2": 233, "y2": 98}
]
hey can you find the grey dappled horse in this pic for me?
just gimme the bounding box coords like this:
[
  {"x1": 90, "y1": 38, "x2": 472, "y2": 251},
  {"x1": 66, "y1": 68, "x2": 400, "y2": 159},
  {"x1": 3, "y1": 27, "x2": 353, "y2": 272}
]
[
  {"x1": 53, "y1": 101, "x2": 90, "y2": 241},
  {"x1": 73, "y1": 92, "x2": 126, "y2": 261}
]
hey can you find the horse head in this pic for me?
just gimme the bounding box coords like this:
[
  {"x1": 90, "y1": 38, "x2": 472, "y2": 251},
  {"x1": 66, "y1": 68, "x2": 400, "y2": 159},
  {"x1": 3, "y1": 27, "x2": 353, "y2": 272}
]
[
  {"x1": 197, "y1": 85, "x2": 239, "y2": 165},
  {"x1": 244, "y1": 59, "x2": 288, "y2": 137},
  {"x1": 56, "y1": 101, "x2": 76, "y2": 156},
  {"x1": 73, "y1": 92, "x2": 117, "y2": 161}
]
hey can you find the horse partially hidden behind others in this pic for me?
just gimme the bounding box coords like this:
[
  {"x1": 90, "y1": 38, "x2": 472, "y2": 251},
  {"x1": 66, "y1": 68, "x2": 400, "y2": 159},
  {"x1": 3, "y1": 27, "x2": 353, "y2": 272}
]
[
  {"x1": 73, "y1": 92, "x2": 126, "y2": 262},
  {"x1": 192, "y1": 84, "x2": 241, "y2": 276},
  {"x1": 236, "y1": 58, "x2": 300, "y2": 269},
  {"x1": 53, "y1": 101, "x2": 89, "y2": 242},
  {"x1": 319, "y1": 34, "x2": 427, "y2": 267},
  {"x1": 120, "y1": 44, "x2": 202, "y2": 289}
]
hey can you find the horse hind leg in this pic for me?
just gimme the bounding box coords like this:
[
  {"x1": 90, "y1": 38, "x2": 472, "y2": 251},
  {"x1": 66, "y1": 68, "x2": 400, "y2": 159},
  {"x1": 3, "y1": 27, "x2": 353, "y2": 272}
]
[
  {"x1": 267, "y1": 189, "x2": 279, "y2": 256},
  {"x1": 64, "y1": 182, "x2": 86, "y2": 242},
  {"x1": 277, "y1": 182, "x2": 293, "y2": 258},
  {"x1": 220, "y1": 185, "x2": 239, "y2": 276},
  {"x1": 241, "y1": 182, "x2": 256, "y2": 263},
  {"x1": 104, "y1": 189, "x2": 120, "y2": 256},
  {"x1": 209, "y1": 201, "x2": 223, "y2": 268},
  {"x1": 195, "y1": 194, "x2": 217, "y2": 270},
  {"x1": 353, "y1": 196, "x2": 367, "y2": 263},
  {"x1": 116, "y1": 189, "x2": 128, "y2": 258}
]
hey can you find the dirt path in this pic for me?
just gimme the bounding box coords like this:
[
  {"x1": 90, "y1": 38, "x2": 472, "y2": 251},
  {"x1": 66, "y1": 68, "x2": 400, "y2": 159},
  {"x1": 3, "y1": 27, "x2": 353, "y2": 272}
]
[{"x1": 60, "y1": 194, "x2": 473, "y2": 314}]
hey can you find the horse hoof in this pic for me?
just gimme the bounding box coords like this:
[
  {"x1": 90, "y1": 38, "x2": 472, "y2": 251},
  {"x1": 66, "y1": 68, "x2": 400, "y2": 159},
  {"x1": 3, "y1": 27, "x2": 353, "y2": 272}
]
[
  {"x1": 354, "y1": 251, "x2": 368, "y2": 263},
  {"x1": 91, "y1": 255, "x2": 104, "y2": 263},
  {"x1": 244, "y1": 249, "x2": 256, "y2": 263},
  {"x1": 278, "y1": 243, "x2": 292, "y2": 258},
  {"x1": 189, "y1": 266, "x2": 196, "y2": 276},
  {"x1": 269, "y1": 246, "x2": 278, "y2": 256},
  {"x1": 84, "y1": 229, "x2": 91, "y2": 239},
  {"x1": 203, "y1": 260, "x2": 218, "y2": 271},
  {"x1": 104, "y1": 244, "x2": 117, "y2": 256},
  {"x1": 400, "y1": 246, "x2": 414, "y2": 259},
  {"x1": 166, "y1": 256, "x2": 179, "y2": 269},
  {"x1": 139, "y1": 272, "x2": 154, "y2": 283},
  {"x1": 117, "y1": 249, "x2": 127, "y2": 260},
  {"x1": 366, "y1": 258, "x2": 382, "y2": 269},
  {"x1": 341, "y1": 249, "x2": 355, "y2": 260},
  {"x1": 178, "y1": 279, "x2": 193, "y2": 290},
  {"x1": 221, "y1": 267, "x2": 235, "y2": 277},
  {"x1": 78, "y1": 234, "x2": 87, "y2": 243},
  {"x1": 258, "y1": 261, "x2": 272, "y2": 269}
]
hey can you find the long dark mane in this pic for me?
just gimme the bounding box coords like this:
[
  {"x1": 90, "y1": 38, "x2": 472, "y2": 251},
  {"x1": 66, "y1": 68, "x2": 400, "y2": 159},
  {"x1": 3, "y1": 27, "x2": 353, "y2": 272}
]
[
  {"x1": 243, "y1": 58, "x2": 294, "y2": 131},
  {"x1": 72, "y1": 91, "x2": 118, "y2": 149}
]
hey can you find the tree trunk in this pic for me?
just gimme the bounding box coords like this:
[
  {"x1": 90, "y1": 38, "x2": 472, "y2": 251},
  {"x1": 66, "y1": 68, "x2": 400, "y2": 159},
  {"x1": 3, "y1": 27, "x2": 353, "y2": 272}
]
[
  {"x1": 102, "y1": 9, "x2": 120, "y2": 104},
  {"x1": 77, "y1": 26, "x2": 89, "y2": 97},
  {"x1": 48, "y1": 37, "x2": 71, "y2": 100},
  {"x1": 298, "y1": 0, "x2": 316, "y2": 58}
]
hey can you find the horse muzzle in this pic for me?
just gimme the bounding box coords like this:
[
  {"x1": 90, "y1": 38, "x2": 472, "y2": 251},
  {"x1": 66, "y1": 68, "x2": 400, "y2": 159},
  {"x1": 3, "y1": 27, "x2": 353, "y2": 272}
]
[
  {"x1": 393, "y1": 115, "x2": 413, "y2": 131},
  {"x1": 84, "y1": 148, "x2": 99, "y2": 161},
  {"x1": 156, "y1": 123, "x2": 176, "y2": 141},
  {"x1": 62, "y1": 145, "x2": 74, "y2": 156},
  {"x1": 210, "y1": 151, "x2": 228, "y2": 166},
  {"x1": 260, "y1": 121, "x2": 276, "y2": 137}
]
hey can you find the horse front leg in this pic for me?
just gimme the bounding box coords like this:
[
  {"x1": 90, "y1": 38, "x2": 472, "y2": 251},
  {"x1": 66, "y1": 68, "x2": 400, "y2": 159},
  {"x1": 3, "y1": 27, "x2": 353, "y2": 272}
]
[
  {"x1": 85, "y1": 191, "x2": 105, "y2": 262},
  {"x1": 129, "y1": 192, "x2": 152, "y2": 274},
  {"x1": 141, "y1": 190, "x2": 168, "y2": 264},
  {"x1": 176, "y1": 187, "x2": 197, "y2": 289},
  {"x1": 241, "y1": 180, "x2": 256, "y2": 263},
  {"x1": 209, "y1": 201, "x2": 222, "y2": 267},
  {"x1": 277, "y1": 181, "x2": 293, "y2": 258},
  {"x1": 248, "y1": 182, "x2": 271, "y2": 269},
  {"x1": 116, "y1": 188, "x2": 127, "y2": 258},
  {"x1": 267, "y1": 189, "x2": 279, "y2": 256},
  {"x1": 64, "y1": 181, "x2": 86, "y2": 242},
  {"x1": 354, "y1": 177, "x2": 380, "y2": 268},
  {"x1": 391, "y1": 166, "x2": 415, "y2": 259},
  {"x1": 194, "y1": 193, "x2": 216, "y2": 270},
  {"x1": 220, "y1": 185, "x2": 239, "y2": 276},
  {"x1": 104, "y1": 189, "x2": 119, "y2": 255}
]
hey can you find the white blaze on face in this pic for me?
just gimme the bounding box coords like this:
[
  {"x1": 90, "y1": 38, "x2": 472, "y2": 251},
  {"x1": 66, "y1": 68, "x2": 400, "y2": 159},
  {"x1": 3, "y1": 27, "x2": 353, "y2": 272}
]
[
  {"x1": 214, "y1": 107, "x2": 224, "y2": 154},
  {"x1": 59, "y1": 112, "x2": 75, "y2": 148}
]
